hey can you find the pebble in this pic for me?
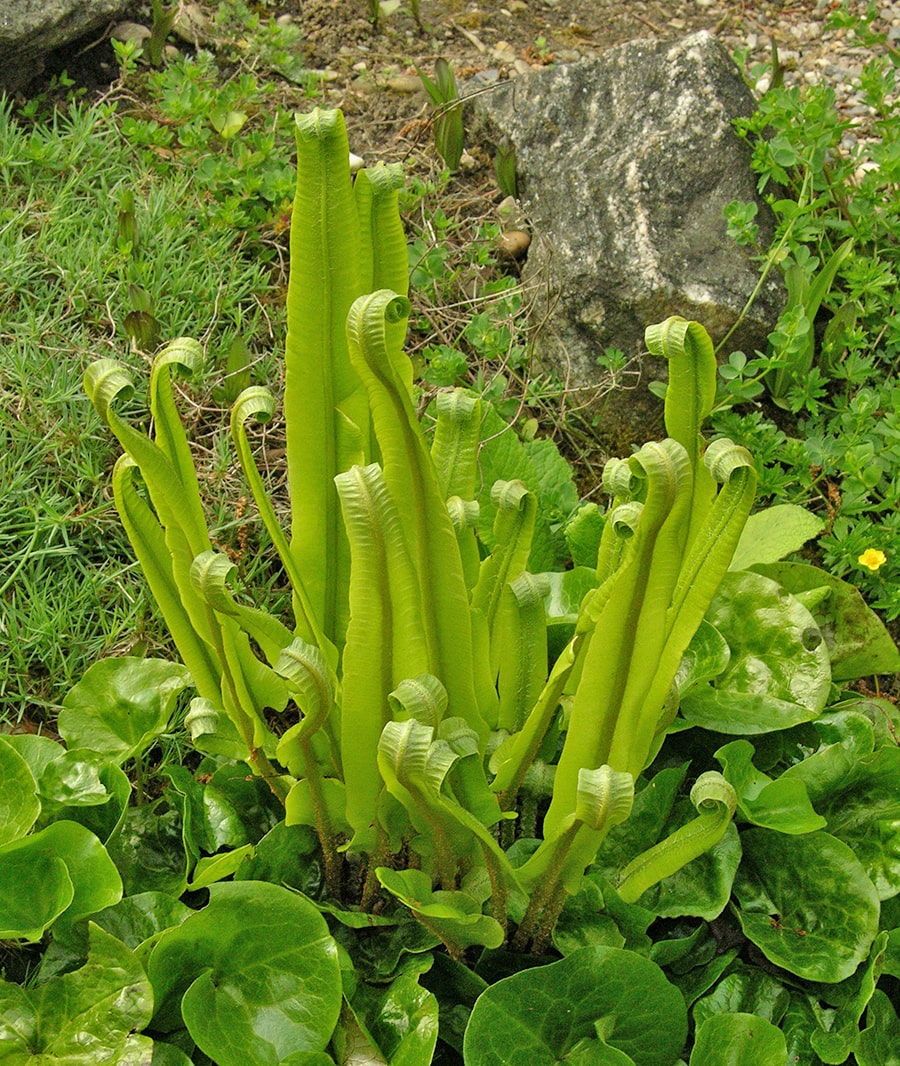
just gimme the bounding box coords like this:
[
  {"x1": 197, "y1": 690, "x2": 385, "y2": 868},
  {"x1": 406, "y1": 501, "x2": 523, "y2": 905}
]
[{"x1": 386, "y1": 74, "x2": 425, "y2": 93}]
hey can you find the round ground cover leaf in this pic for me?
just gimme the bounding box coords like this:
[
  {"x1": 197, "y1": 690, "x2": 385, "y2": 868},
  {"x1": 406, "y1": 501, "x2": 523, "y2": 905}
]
[
  {"x1": 692, "y1": 968, "x2": 789, "y2": 1030},
  {"x1": 0, "y1": 924, "x2": 153, "y2": 1062},
  {"x1": 810, "y1": 746, "x2": 900, "y2": 900},
  {"x1": 856, "y1": 989, "x2": 900, "y2": 1066},
  {"x1": 106, "y1": 795, "x2": 191, "y2": 897},
  {"x1": 39, "y1": 890, "x2": 195, "y2": 980},
  {"x1": 463, "y1": 945, "x2": 687, "y2": 1066},
  {"x1": 734, "y1": 828, "x2": 880, "y2": 982},
  {"x1": 0, "y1": 820, "x2": 121, "y2": 938},
  {"x1": 679, "y1": 571, "x2": 831, "y2": 734},
  {"x1": 147, "y1": 880, "x2": 341, "y2": 1065},
  {"x1": 59, "y1": 656, "x2": 192, "y2": 763},
  {"x1": 0, "y1": 849, "x2": 73, "y2": 940},
  {"x1": 752, "y1": 562, "x2": 900, "y2": 681},
  {"x1": 689, "y1": 1013, "x2": 787, "y2": 1066},
  {"x1": 350, "y1": 970, "x2": 439, "y2": 1066},
  {"x1": 0, "y1": 735, "x2": 40, "y2": 845}
]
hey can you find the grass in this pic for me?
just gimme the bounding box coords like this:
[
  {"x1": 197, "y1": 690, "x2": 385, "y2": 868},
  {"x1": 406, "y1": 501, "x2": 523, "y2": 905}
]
[{"x1": 0, "y1": 87, "x2": 284, "y2": 722}]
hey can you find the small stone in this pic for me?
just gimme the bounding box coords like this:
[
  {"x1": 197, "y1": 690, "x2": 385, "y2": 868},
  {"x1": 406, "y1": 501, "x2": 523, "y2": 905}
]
[
  {"x1": 498, "y1": 230, "x2": 532, "y2": 259},
  {"x1": 513, "y1": 59, "x2": 533, "y2": 76},
  {"x1": 492, "y1": 40, "x2": 518, "y2": 62},
  {"x1": 386, "y1": 74, "x2": 425, "y2": 93},
  {"x1": 172, "y1": 2, "x2": 212, "y2": 44},
  {"x1": 111, "y1": 21, "x2": 151, "y2": 46}
]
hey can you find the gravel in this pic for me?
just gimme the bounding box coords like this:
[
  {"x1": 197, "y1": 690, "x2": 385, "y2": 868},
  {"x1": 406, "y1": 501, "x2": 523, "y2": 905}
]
[{"x1": 702, "y1": 0, "x2": 895, "y2": 149}]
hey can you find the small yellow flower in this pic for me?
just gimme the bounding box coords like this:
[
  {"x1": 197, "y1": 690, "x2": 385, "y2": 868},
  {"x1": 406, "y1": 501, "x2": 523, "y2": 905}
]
[{"x1": 858, "y1": 548, "x2": 887, "y2": 571}]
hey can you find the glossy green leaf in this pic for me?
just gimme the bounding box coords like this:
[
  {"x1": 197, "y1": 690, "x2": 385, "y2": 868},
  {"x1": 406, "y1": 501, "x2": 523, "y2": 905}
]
[
  {"x1": 0, "y1": 847, "x2": 73, "y2": 940},
  {"x1": 679, "y1": 571, "x2": 831, "y2": 734},
  {"x1": 463, "y1": 946, "x2": 687, "y2": 1066},
  {"x1": 376, "y1": 868, "x2": 504, "y2": 954},
  {"x1": 38, "y1": 890, "x2": 194, "y2": 980},
  {"x1": 3, "y1": 732, "x2": 65, "y2": 785},
  {"x1": 667, "y1": 948, "x2": 741, "y2": 1012},
  {"x1": 33, "y1": 750, "x2": 131, "y2": 851},
  {"x1": 552, "y1": 879, "x2": 625, "y2": 955},
  {"x1": 106, "y1": 798, "x2": 190, "y2": 896},
  {"x1": 0, "y1": 924, "x2": 153, "y2": 1062},
  {"x1": 148, "y1": 881, "x2": 341, "y2": 1064},
  {"x1": 856, "y1": 989, "x2": 900, "y2": 1066},
  {"x1": 810, "y1": 745, "x2": 900, "y2": 899},
  {"x1": 689, "y1": 1013, "x2": 787, "y2": 1066},
  {"x1": 692, "y1": 968, "x2": 789, "y2": 1029},
  {"x1": 751, "y1": 562, "x2": 900, "y2": 681},
  {"x1": 673, "y1": 620, "x2": 730, "y2": 695},
  {"x1": 833, "y1": 694, "x2": 900, "y2": 752},
  {"x1": 734, "y1": 828, "x2": 880, "y2": 982},
  {"x1": 728, "y1": 504, "x2": 824, "y2": 572},
  {"x1": 187, "y1": 844, "x2": 256, "y2": 890},
  {"x1": 810, "y1": 931, "x2": 887, "y2": 1064},
  {"x1": 350, "y1": 970, "x2": 439, "y2": 1066},
  {"x1": 234, "y1": 821, "x2": 323, "y2": 897},
  {"x1": 715, "y1": 739, "x2": 826, "y2": 834},
  {"x1": 0, "y1": 820, "x2": 121, "y2": 939},
  {"x1": 780, "y1": 993, "x2": 828, "y2": 1066},
  {"x1": 58, "y1": 657, "x2": 192, "y2": 763},
  {"x1": 779, "y1": 709, "x2": 875, "y2": 805},
  {"x1": 0, "y1": 735, "x2": 40, "y2": 845},
  {"x1": 36, "y1": 749, "x2": 111, "y2": 809},
  {"x1": 150, "y1": 1042, "x2": 196, "y2": 1066}
]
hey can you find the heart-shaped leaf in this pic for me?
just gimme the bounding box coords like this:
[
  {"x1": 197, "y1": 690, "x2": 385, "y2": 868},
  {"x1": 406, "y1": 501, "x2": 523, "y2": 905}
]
[
  {"x1": 59, "y1": 657, "x2": 191, "y2": 763},
  {"x1": 734, "y1": 828, "x2": 879, "y2": 982},
  {"x1": 463, "y1": 945, "x2": 686, "y2": 1065},
  {"x1": 689, "y1": 1013, "x2": 787, "y2": 1066},
  {"x1": 0, "y1": 735, "x2": 40, "y2": 845},
  {"x1": 752, "y1": 562, "x2": 900, "y2": 681},
  {"x1": 715, "y1": 739, "x2": 825, "y2": 834},
  {"x1": 148, "y1": 881, "x2": 341, "y2": 1065},
  {"x1": 0, "y1": 820, "x2": 122, "y2": 939},
  {"x1": 0, "y1": 924, "x2": 152, "y2": 1061},
  {"x1": 680, "y1": 572, "x2": 831, "y2": 734}
]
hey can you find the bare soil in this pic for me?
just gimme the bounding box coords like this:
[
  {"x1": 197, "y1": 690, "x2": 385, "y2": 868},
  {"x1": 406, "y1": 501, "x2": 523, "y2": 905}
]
[{"x1": 296, "y1": 0, "x2": 814, "y2": 161}]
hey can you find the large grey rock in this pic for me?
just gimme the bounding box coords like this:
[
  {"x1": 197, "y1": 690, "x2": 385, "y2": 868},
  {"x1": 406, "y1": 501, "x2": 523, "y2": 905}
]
[
  {"x1": 471, "y1": 32, "x2": 782, "y2": 393},
  {"x1": 0, "y1": 0, "x2": 133, "y2": 93}
]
